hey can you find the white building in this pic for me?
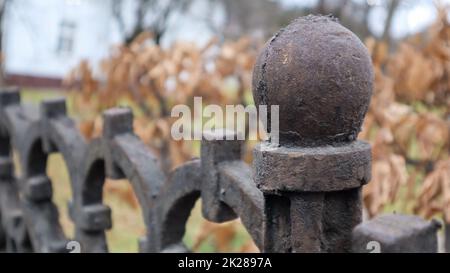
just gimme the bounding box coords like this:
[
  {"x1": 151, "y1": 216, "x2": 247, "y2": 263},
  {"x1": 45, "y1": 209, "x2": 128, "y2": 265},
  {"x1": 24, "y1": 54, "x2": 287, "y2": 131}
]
[{"x1": 2, "y1": 0, "x2": 223, "y2": 88}]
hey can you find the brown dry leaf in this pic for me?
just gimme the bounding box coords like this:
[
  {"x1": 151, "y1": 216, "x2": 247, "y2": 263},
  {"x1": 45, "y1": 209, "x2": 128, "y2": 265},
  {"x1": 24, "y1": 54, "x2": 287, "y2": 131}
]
[
  {"x1": 416, "y1": 114, "x2": 449, "y2": 160},
  {"x1": 415, "y1": 159, "x2": 450, "y2": 220},
  {"x1": 104, "y1": 179, "x2": 140, "y2": 209},
  {"x1": 364, "y1": 152, "x2": 408, "y2": 217}
]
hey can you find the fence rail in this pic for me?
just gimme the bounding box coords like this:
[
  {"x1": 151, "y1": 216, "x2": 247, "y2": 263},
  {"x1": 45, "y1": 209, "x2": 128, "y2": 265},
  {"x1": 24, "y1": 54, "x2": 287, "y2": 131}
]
[{"x1": 0, "y1": 15, "x2": 447, "y2": 253}]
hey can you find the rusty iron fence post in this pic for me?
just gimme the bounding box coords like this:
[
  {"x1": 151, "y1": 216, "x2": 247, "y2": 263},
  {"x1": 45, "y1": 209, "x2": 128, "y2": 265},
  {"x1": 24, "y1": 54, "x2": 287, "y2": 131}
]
[
  {"x1": 0, "y1": 15, "x2": 446, "y2": 253},
  {"x1": 252, "y1": 15, "x2": 373, "y2": 252}
]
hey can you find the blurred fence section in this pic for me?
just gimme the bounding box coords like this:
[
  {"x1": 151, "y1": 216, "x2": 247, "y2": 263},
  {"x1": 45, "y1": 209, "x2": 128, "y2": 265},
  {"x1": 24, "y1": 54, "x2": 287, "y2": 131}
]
[
  {"x1": 0, "y1": 15, "x2": 448, "y2": 253},
  {"x1": 0, "y1": 86, "x2": 446, "y2": 253}
]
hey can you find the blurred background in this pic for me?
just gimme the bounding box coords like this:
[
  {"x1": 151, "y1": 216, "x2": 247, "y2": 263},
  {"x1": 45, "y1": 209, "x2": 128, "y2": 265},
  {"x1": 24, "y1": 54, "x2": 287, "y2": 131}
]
[{"x1": 0, "y1": 0, "x2": 449, "y2": 252}]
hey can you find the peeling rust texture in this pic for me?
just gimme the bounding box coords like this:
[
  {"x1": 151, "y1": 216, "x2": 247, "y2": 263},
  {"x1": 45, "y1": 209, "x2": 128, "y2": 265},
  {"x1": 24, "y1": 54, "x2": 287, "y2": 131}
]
[{"x1": 0, "y1": 15, "x2": 442, "y2": 253}]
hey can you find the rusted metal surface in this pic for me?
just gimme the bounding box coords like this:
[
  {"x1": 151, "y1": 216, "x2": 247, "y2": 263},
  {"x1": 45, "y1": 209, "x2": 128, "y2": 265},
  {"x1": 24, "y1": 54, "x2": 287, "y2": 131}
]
[
  {"x1": 0, "y1": 15, "x2": 444, "y2": 253},
  {"x1": 253, "y1": 141, "x2": 371, "y2": 192},
  {"x1": 251, "y1": 15, "x2": 373, "y2": 253},
  {"x1": 352, "y1": 214, "x2": 441, "y2": 253},
  {"x1": 0, "y1": 90, "x2": 265, "y2": 253},
  {"x1": 252, "y1": 15, "x2": 373, "y2": 147}
]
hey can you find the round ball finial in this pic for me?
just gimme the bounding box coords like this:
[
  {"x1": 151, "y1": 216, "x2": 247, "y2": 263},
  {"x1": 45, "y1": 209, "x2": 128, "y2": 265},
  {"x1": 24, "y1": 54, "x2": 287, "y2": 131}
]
[{"x1": 252, "y1": 15, "x2": 373, "y2": 146}]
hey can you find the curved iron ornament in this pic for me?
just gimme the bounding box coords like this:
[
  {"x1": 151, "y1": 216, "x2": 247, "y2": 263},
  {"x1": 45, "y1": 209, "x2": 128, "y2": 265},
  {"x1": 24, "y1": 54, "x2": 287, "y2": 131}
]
[
  {"x1": 0, "y1": 89, "x2": 265, "y2": 253},
  {"x1": 0, "y1": 15, "x2": 444, "y2": 253}
]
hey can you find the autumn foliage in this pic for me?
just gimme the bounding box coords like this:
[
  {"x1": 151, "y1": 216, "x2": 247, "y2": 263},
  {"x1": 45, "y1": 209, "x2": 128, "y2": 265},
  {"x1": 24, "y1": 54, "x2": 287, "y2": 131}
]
[
  {"x1": 66, "y1": 33, "x2": 257, "y2": 172},
  {"x1": 363, "y1": 10, "x2": 449, "y2": 221},
  {"x1": 65, "y1": 14, "x2": 450, "y2": 251}
]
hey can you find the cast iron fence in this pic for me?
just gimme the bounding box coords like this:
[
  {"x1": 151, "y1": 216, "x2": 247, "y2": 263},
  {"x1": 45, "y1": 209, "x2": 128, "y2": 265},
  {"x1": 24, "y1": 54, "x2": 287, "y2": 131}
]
[{"x1": 0, "y1": 15, "x2": 447, "y2": 253}]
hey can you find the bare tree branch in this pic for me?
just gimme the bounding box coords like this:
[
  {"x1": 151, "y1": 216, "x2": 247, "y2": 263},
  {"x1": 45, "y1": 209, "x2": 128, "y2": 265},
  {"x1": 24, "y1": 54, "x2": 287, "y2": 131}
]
[
  {"x1": 382, "y1": 0, "x2": 400, "y2": 45},
  {"x1": 112, "y1": 0, "x2": 191, "y2": 45}
]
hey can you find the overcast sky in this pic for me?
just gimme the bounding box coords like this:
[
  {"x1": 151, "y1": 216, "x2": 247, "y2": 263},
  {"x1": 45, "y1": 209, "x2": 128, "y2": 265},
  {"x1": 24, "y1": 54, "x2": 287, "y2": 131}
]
[{"x1": 279, "y1": 0, "x2": 446, "y2": 39}]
